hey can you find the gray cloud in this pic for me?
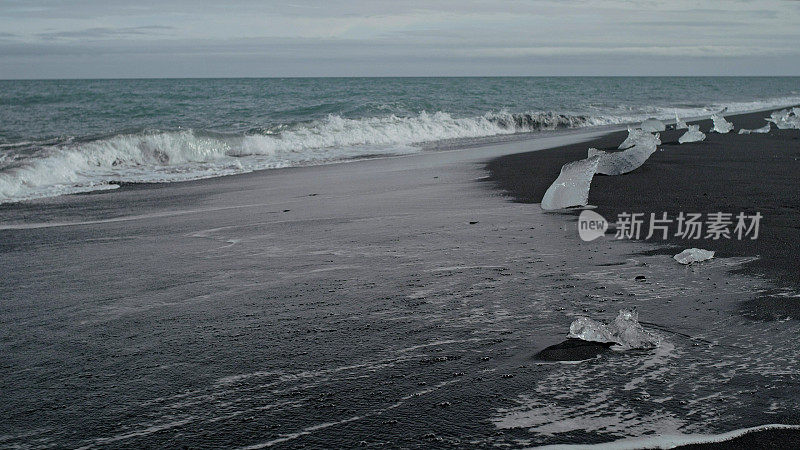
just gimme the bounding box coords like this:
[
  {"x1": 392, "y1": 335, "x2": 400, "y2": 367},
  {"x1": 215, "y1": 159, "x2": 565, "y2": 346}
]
[
  {"x1": 37, "y1": 25, "x2": 174, "y2": 40},
  {"x1": 1, "y1": 0, "x2": 799, "y2": 78}
]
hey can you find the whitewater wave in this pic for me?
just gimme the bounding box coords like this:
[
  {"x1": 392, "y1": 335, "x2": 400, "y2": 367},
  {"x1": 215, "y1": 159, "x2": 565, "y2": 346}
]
[
  {"x1": 1, "y1": 94, "x2": 799, "y2": 204},
  {"x1": 0, "y1": 111, "x2": 616, "y2": 203}
]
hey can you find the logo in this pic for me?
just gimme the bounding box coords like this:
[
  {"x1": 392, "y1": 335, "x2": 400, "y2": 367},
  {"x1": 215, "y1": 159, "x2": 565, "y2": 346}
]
[{"x1": 578, "y1": 210, "x2": 608, "y2": 241}]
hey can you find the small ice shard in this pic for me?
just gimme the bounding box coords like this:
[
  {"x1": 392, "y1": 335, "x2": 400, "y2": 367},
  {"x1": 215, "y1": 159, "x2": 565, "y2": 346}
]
[
  {"x1": 674, "y1": 248, "x2": 715, "y2": 264},
  {"x1": 678, "y1": 125, "x2": 706, "y2": 143},
  {"x1": 568, "y1": 317, "x2": 617, "y2": 344},
  {"x1": 738, "y1": 123, "x2": 771, "y2": 134},
  {"x1": 540, "y1": 155, "x2": 600, "y2": 210},
  {"x1": 641, "y1": 118, "x2": 666, "y2": 133},
  {"x1": 674, "y1": 110, "x2": 688, "y2": 130},
  {"x1": 710, "y1": 114, "x2": 734, "y2": 133},
  {"x1": 567, "y1": 309, "x2": 660, "y2": 350},
  {"x1": 589, "y1": 133, "x2": 658, "y2": 175}
]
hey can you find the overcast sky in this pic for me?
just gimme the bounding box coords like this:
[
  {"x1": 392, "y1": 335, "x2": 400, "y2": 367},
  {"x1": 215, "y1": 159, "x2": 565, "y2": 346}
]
[{"x1": 1, "y1": 0, "x2": 800, "y2": 79}]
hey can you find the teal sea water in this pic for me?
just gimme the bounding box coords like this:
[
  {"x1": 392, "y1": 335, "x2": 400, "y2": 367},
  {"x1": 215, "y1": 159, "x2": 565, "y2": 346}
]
[{"x1": 1, "y1": 77, "x2": 799, "y2": 203}]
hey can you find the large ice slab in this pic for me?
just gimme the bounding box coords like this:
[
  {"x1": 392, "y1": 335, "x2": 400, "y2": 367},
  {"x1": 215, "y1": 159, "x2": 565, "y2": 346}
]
[
  {"x1": 678, "y1": 125, "x2": 706, "y2": 143},
  {"x1": 568, "y1": 309, "x2": 660, "y2": 350},
  {"x1": 641, "y1": 118, "x2": 666, "y2": 133},
  {"x1": 540, "y1": 155, "x2": 600, "y2": 210},
  {"x1": 674, "y1": 248, "x2": 715, "y2": 264},
  {"x1": 674, "y1": 110, "x2": 688, "y2": 130},
  {"x1": 589, "y1": 133, "x2": 658, "y2": 175},
  {"x1": 710, "y1": 113, "x2": 734, "y2": 133},
  {"x1": 738, "y1": 123, "x2": 771, "y2": 134}
]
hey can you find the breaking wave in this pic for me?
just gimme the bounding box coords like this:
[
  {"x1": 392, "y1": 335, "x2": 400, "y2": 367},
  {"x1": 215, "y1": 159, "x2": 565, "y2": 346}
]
[
  {"x1": 0, "y1": 111, "x2": 615, "y2": 203},
  {"x1": 2, "y1": 91, "x2": 799, "y2": 204}
]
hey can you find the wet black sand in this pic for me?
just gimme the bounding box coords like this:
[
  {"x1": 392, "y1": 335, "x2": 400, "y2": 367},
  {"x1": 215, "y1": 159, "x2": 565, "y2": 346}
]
[
  {"x1": 487, "y1": 108, "x2": 800, "y2": 448},
  {"x1": 487, "y1": 108, "x2": 800, "y2": 288},
  {"x1": 2, "y1": 111, "x2": 798, "y2": 448}
]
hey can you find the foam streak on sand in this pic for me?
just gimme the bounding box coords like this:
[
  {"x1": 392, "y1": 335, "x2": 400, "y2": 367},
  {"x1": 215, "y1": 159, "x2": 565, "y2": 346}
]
[{"x1": 534, "y1": 424, "x2": 800, "y2": 450}]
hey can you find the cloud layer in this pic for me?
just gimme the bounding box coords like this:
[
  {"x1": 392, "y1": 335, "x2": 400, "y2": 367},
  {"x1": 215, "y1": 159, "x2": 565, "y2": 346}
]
[{"x1": 1, "y1": 0, "x2": 799, "y2": 78}]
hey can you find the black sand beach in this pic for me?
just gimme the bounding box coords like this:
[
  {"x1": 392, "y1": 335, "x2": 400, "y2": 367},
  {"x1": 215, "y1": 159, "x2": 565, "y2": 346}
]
[
  {"x1": 487, "y1": 108, "x2": 800, "y2": 290},
  {"x1": 2, "y1": 109, "x2": 799, "y2": 448}
]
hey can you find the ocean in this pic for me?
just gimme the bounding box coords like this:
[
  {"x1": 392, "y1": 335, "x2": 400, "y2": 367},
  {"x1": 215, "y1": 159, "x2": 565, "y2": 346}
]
[
  {"x1": 1, "y1": 77, "x2": 799, "y2": 203},
  {"x1": 3, "y1": 78, "x2": 800, "y2": 448}
]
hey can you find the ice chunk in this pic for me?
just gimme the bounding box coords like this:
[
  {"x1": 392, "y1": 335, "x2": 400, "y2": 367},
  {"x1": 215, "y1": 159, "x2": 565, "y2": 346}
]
[
  {"x1": 568, "y1": 309, "x2": 660, "y2": 350},
  {"x1": 710, "y1": 114, "x2": 734, "y2": 133},
  {"x1": 765, "y1": 109, "x2": 800, "y2": 130},
  {"x1": 770, "y1": 109, "x2": 790, "y2": 121},
  {"x1": 674, "y1": 248, "x2": 715, "y2": 264},
  {"x1": 678, "y1": 125, "x2": 706, "y2": 143},
  {"x1": 674, "y1": 110, "x2": 688, "y2": 130},
  {"x1": 738, "y1": 123, "x2": 771, "y2": 134},
  {"x1": 568, "y1": 317, "x2": 617, "y2": 344},
  {"x1": 611, "y1": 310, "x2": 660, "y2": 350},
  {"x1": 540, "y1": 155, "x2": 600, "y2": 210},
  {"x1": 641, "y1": 118, "x2": 666, "y2": 133},
  {"x1": 619, "y1": 128, "x2": 661, "y2": 150},
  {"x1": 619, "y1": 127, "x2": 646, "y2": 149},
  {"x1": 590, "y1": 133, "x2": 658, "y2": 175},
  {"x1": 766, "y1": 116, "x2": 800, "y2": 130}
]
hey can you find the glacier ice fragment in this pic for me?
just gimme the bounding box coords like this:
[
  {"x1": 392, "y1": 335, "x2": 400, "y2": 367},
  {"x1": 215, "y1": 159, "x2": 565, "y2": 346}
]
[
  {"x1": 678, "y1": 125, "x2": 706, "y2": 143},
  {"x1": 540, "y1": 155, "x2": 600, "y2": 210},
  {"x1": 765, "y1": 108, "x2": 800, "y2": 130},
  {"x1": 738, "y1": 123, "x2": 771, "y2": 134},
  {"x1": 641, "y1": 118, "x2": 666, "y2": 133},
  {"x1": 590, "y1": 133, "x2": 658, "y2": 175},
  {"x1": 568, "y1": 309, "x2": 660, "y2": 350},
  {"x1": 568, "y1": 317, "x2": 617, "y2": 344},
  {"x1": 710, "y1": 114, "x2": 734, "y2": 133},
  {"x1": 619, "y1": 127, "x2": 661, "y2": 150},
  {"x1": 674, "y1": 248, "x2": 715, "y2": 264},
  {"x1": 619, "y1": 127, "x2": 646, "y2": 149},
  {"x1": 674, "y1": 111, "x2": 688, "y2": 130},
  {"x1": 611, "y1": 310, "x2": 660, "y2": 350}
]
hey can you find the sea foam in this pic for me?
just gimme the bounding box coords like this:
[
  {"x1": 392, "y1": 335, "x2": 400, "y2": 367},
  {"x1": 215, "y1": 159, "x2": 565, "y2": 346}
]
[{"x1": 0, "y1": 111, "x2": 610, "y2": 203}]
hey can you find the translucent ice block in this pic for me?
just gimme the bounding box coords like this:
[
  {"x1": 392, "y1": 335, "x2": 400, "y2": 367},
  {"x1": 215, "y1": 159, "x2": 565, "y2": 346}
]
[
  {"x1": 674, "y1": 110, "x2": 688, "y2": 130},
  {"x1": 678, "y1": 125, "x2": 706, "y2": 143},
  {"x1": 641, "y1": 118, "x2": 666, "y2": 133},
  {"x1": 710, "y1": 114, "x2": 734, "y2": 133},
  {"x1": 589, "y1": 134, "x2": 658, "y2": 175},
  {"x1": 674, "y1": 248, "x2": 715, "y2": 264},
  {"x1": 540, "y1": 155, "x2": 600, "y2": 210}
]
